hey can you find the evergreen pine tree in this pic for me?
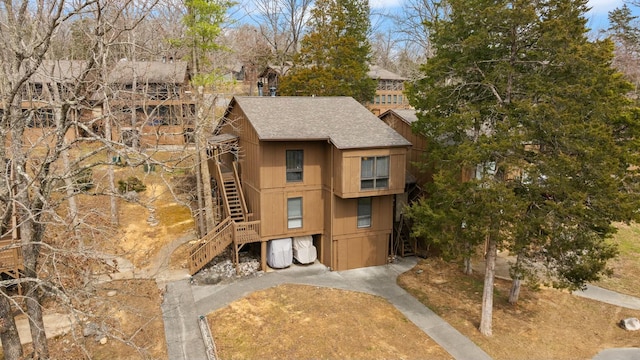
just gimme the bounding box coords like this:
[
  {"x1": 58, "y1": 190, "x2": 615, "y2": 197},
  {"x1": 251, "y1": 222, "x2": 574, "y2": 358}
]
[
  {"x1": 278, "y1": 0, "x2": 376, "y2": 104},
  {"x1": 407, "y1": 0, "x2": 640, "y2": 336}
]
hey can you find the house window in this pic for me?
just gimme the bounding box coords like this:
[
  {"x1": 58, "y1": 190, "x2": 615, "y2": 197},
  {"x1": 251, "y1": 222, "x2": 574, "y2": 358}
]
[
  {"x1": 357, "y1": 198, "x2": 372, "y2": 228},
  {"x1": 287, "y1": 197, "x2": 302, "y2": 229},
  {"x1": 286, "y1": 150, "x2": 303, "y2": 182},
  {"x1": 375, "y1": 95, "x2": 380, "y2": 104},
  {"x1": 399, "y1": 95, "x2": 403, "y2": 104},
  {"x1": 361, "y1": 156, "x2": 389, "y2": 190}
]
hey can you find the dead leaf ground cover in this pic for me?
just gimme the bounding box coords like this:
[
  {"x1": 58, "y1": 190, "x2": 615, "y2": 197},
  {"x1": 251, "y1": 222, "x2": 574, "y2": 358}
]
[
  {"x1": 44, "y1": 279, "x2": 167, "y2": 360},
  {"x1": 207, "y1": 284, "x2": 453, "y2": 360},
  {"x1": 398, "y1": 257, "x2": 640, "y2": 360}
]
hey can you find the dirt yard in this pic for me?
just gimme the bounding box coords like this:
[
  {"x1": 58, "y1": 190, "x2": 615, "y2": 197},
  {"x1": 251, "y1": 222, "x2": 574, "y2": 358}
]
[
  {"x1": 43, "y1": 279, "x2": 167, "y2": 360},
  {"x1": 207, "y1": 284, "x2": 453, "y2": 360}
]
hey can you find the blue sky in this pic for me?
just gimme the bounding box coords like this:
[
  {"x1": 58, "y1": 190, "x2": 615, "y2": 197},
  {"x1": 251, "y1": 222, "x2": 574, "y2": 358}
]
[{"x1": 369, "y1": 0, "x2": 629, "y2": 33}]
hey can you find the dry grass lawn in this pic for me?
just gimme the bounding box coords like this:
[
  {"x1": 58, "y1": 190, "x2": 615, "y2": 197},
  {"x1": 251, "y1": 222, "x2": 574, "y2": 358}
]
[
  {"x1": 596, "y1": 222, "x2": 640, "y2": 297},
  {"x1": 207, "y1": 284, "x2": 453, "y2": 360},
  {"x1": 398, "y1": 258, "x2": 640, "y2": 360}
]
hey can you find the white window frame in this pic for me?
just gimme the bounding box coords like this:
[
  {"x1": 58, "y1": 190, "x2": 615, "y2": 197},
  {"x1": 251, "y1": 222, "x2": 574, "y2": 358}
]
[{"x1": 287, "y1": 197, "x2": 303, "y2": 229}]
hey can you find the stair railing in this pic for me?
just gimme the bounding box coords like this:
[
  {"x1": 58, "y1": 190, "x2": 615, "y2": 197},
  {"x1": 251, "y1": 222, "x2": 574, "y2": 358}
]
[
  {"x1": 232, "y1": 161, "x2": 249, "y2": 220},
  {"x1": 213, "y1": 160, "x2": 232, "y2": 220},
  {"x1": 189, "y1": 216, "x2": 234, "y2": 274}
]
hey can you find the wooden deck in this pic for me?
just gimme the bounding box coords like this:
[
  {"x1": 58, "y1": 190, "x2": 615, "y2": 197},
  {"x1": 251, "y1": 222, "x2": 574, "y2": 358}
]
[{"x1": 0, "y1": 238, "x2": 23, "y2": 277}]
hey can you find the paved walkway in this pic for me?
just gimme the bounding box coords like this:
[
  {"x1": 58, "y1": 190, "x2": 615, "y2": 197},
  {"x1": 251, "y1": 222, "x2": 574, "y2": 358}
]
[
  {"x1": 165, "y1": 257, "x2": 492, "y2": 360},
  {"x1": 573, "y1": 284, "x2": 640, "y2": 310}
]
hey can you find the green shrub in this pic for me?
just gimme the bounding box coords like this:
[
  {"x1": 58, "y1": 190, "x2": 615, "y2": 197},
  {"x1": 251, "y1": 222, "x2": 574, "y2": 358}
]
[{"x1": 118, "y1": 176, "x2": 147, "y2": 193}]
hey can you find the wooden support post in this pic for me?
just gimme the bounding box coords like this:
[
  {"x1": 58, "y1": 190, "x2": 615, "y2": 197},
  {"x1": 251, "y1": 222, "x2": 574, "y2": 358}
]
[
  {"x1": 261, "y1": 241, "x2": 267, "y2": 272},
  {"x1": 234, "y1": 244, "x2": 240, "y2": 275}
]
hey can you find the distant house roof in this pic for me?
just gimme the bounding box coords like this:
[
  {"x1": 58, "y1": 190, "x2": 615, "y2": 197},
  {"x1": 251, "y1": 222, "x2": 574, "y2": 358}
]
[
  {"x1": 31, "y1": 60, "x2": 87, "y2": 83},
  {"x1": 380, "y1": 109, "x2": 418, "y2": 124},
  {"x1": 368, "y1": 65, "x2": 406, "y2": 81},
  {"x1": 258, "y1": 63, "x2": 292, "y2": 78},
  {"x1": 226, "y1": 96, "x2": 412, "y2": 150},
  {"x1": 106, "y1": 60, "x2": 188, "y2": 84}
]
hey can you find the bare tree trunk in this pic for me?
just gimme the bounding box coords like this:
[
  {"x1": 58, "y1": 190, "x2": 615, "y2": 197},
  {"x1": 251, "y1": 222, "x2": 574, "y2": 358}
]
[
  {"x1": 479, "y1": 235, "x2": 497, "y2": 336},
  {"x1": 24, "y1": 281, "x2": 48, "y2": 358},
  {"x1": 509, "y1": 252, "x2": 523, "y2": 305},
  {"x1": 463, "y1": 241, "x2": 472, "y2": 275},
  {"x1": 20, "y1": 222, "x2": 48, "y2": 358},
  {"x1": 463, "y1": 256, "x2": 472, "y2": 275},
  {"x1": 198, "y1": 89, "x2": 215, "y2": 232},
  {"x1": 0, "y1": 289, "x2": 23, "y2": 360},
  {"x1": 200, "y1": 145, "x2": 214, "y2": 231},
  {"x1": 194, "y1": 139, "x2": 206, "y2": 237},
  {"x1": 106, "y1": 118, "x2": 119, "y2": 226}
]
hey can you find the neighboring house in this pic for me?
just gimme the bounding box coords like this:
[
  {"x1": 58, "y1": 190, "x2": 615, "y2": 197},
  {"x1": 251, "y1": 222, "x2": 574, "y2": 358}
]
[
  {"x1": 366, "y1": 65, "x2": 411, "y2": 115},
  {"x1": 378, "y1": 109, "x2": 430, "y2": 188},
  {"x1": 1, "y1": 60, "x2": 88, "y2": 146},
  {"x1": 256, "y1": 63, "x2": 292, "y2": 96},
  {"x1": 190, "y1": 96, "x2": 411, "y2": 274},
  {"x1": 95, "y1": 60, "x2": 196, "y2": 147},
  {"x1": 254, "y1": 64, "x2": 409, "y2": 109}
]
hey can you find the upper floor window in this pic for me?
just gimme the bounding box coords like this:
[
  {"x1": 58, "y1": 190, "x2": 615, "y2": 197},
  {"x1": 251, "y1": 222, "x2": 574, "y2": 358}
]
[
  {"x1": 357, "y1": 197, "x2": 372, "y2": 228},
  {"x1": 288, "y1": 197, "x2": 303, "y2": 229},
  {"x1": 361, "y1": 156, "x2": 389, "y2": 190},
  {"x1": 286, "y1": 150, "x2": 303, "y2": 182}
]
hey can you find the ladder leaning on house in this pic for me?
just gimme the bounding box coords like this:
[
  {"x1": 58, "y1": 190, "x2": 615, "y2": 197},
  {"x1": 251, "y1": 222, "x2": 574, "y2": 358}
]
[{"x1": 188, "y1": 138, "x2": 261, "y2": 275}]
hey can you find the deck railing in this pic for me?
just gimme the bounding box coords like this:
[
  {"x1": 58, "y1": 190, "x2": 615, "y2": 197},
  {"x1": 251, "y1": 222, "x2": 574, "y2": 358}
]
[
  {"x1": 189, "y1": 217, "x2": 234, "y2": 275},
  {"x1": 0, "y1": 238, "x2": 23, "y2": 275},
  {"x1": 233, "y1": 220, "x2": 261, "y2": 245}
]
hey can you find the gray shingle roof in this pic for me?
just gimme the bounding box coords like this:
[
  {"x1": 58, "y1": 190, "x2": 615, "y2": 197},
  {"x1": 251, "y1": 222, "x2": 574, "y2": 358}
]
[
  {"x1": 382, "y1": 109, "x2": 419, "y2": 124},
  {"x1": 107, "y1": 61, "x2": 188, "y2": 84},
  {"x1": 229, "y1": 96, "x2": 412, "y2": 149},
  {"x1": 368, "y1": 65, "x2": 406, "y2": 81},
  {"x1": 31, "y1": 60, "x2": 87, "y2": 83}
]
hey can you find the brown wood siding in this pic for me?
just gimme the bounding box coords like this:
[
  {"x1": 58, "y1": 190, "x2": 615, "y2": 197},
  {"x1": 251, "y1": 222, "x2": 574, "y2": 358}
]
[
  {"x1": 380, "y1": 113, "x2": 431, "y2": 185},
  {"x1": 252, "y1": 141, "x2": 329, "y2": 240},
  {"x1": 334, "y1": 148, "x2": 407, "y2": 198},
  {"x1": 259, "y1": 141, "x2": 326, "y2": 189},
  {"x1": 331, "y1": 195, "x2": 393, "y2": 270},
  {"x1": 259, "y1": 189, "x2": 324, "y2": 240}
]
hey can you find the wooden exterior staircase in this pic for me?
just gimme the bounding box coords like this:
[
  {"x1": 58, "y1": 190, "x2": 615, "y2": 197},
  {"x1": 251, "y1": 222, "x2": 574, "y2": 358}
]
[
  {"x1": 188, "y1": 153, "x2": 262, "y2": 275},
  {"x1": 395, "y1": 213, "x2": 416, "y2": 257},
  {"x1": 0, "y1": 214, "x2": 23, "y2": 294}
]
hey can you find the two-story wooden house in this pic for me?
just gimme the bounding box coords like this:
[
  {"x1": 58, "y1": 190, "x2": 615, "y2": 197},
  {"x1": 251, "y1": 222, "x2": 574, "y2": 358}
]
[
  {"x1": 1, "y1": 60, "x2": 89, "y2": 147},
  {"x1": 190, "y1": 96, "x2": 411, "y2": 273},
  {"x1": 96, "y1": 60, "x2": 196, "y2": 147}
]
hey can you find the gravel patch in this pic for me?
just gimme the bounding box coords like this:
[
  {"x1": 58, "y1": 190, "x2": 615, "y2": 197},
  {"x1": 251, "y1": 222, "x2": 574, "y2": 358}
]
[{"x1": 191, "y1": 249, "x2": 263, "y2": 285}]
